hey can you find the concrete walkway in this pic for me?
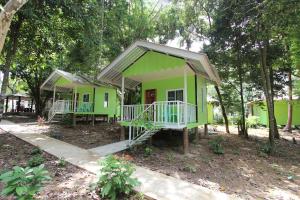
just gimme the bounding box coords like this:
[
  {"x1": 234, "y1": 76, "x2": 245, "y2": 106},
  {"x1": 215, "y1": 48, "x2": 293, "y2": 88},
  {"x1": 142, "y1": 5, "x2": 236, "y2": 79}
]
[
  {"x1": 89, "y1": 140, "x2": 130, "y2": 156},
  {"x1": 0, "y1": 120, "x2": 231, "y2": 200}
]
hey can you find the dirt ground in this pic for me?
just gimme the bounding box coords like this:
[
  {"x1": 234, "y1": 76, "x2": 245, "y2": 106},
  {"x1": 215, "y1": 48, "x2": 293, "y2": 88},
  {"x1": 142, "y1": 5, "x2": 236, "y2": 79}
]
[
  {"x1": 42, "y1": 123, "x2": 121, "y2": 149},
  {"x1": 0, "y1": 130, "x2": 99, "y2": 200},
  {"x1": 2, "y1": 116, "x2": 300, "y2": 199},
  {"x1": 119, "y1": 127, "x2": 300, "y2": 200}
]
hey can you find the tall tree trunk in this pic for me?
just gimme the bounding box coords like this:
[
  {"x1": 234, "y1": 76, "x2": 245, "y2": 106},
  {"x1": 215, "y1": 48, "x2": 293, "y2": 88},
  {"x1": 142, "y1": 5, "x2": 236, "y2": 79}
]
[
  {"x1": 1, "y1": 15, "x2": 23, "y2": 95},
  {"x1": 283, "y1": 68, "x2": 293, "y2": 132},
  {"x1": 269, "y1": 63, "x2": 280, "y2": 139},
  {"x1": 259, "y1": 43, "x2": 276, "y2": 149},
  {"x1": 237, "y1": 64, "x2": 247, "y2": 138},
  {"x1": 0, "y1": 0, "x2": 27, "y2": 54},
  {"x1": 214, "y1": 85, "x2": 230, "y2": 133}
]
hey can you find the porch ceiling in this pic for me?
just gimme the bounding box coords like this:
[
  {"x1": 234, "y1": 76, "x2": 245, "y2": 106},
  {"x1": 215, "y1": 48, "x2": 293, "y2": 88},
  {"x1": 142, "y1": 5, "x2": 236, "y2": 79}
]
[{"x1": 97, "y1": 40, "x2": 221, "y2": 90}]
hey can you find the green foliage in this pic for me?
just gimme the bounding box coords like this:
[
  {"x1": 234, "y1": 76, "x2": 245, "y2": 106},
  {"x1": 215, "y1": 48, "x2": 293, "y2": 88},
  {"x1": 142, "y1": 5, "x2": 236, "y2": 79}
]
[
  {"x1": 30, "y1": 147, "x2": 42, "y2": 155},
  {"x1": 143, "y1": 147, "x2": 153, "y2": 157},
  {"x1": 57, "y1": 158, "x2": 66, "y2": 168},
  {"x1": 246, "y1": 116, "x2": 260, "y2": 128},
  {"x1": 27, "y1": 155, "x2": 45, "y2": 167},
  {"x1": 0, "y1": 164, "x2": 51, "y2": 200},
  {"x1": 228, "y1": 115, "x2": 240, "y2": 125},
  {"x1": 260, "y1": 142, "x2": 273, "y2": 155},
  {"x1": 182, "y1": 165, "x2": 197, "y2": 173},
  {"x1": 61, "y1": 114, "x2": 73, "y2": 126},
  {"x1": 209, "y1": 136, "x2": 224, "y2": 155},
  {"x1": 97, "y1": 155, "x2": 140, "y2": 200}
]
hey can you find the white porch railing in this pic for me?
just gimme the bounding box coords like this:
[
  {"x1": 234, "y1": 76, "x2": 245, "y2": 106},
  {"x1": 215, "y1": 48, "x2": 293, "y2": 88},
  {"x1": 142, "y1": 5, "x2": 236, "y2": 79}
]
[
  {"x1": 48, "y1": 100, "x2": 94, "y2": 121},
  {"x1": 122, "y1": 101, "x2": 197, "y2": 127}
]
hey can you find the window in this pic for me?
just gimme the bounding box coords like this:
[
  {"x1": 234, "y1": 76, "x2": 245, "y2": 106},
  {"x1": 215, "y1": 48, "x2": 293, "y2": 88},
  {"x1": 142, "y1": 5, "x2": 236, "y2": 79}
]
[
  {"x1": 167, "y1": 89, "x2": 183, "y2": 101},
  {"x1": 104, "y1": 92, "x2": 109, "y2": 107},
  {"x1": 83, "y1": 94, "x2": 89, "y2": 102}
]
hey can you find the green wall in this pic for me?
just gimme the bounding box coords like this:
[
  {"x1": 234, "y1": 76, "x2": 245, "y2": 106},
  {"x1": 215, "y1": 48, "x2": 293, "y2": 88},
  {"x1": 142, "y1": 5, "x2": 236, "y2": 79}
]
[
  {"x1": 251, "y1": 100, "x2": 300, "y2": 126},
  {"x1": 54, "y1": 77, "x2": 118, "y2": 117},
  {"x1": 140, "y1": 75, "x2": 207, "y2": 126},
  {"x1": 123, "y1": 51, "x2": 185, "y2": 77}
]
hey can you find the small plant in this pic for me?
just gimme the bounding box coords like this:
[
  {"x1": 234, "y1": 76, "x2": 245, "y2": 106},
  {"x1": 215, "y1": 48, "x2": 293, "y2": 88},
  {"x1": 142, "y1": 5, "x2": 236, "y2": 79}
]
[
  {"x1": 209, "y1": 136, "x2": 224, "y2": 154},
  {"x1": 166, "y1": 151, "x2": 175, "y2": 162},
  {"x1": 27, "y1": 155, "x2": 45, "y2": 167},
  {"x1": 57, "y1": 157, "x2": 66, "y2": 168},
  {"x1": 61, "y1": 114, "x2": 73, "y2": 126},
  {"x1": 246, "y1": 116, "x2": 260, "y2": 128},
  {"x1": 144, "y1": 147, "x2": 153, "y2": 157},
  {"x1": 30, "y1": 147, "x2": 42, "y2": 155},
  {"x1": 37, "y1": 116, "x2": 45, "y2": 126},
  {"x1": 182, "y1": 165, "x2": 197, "y2": 173},
  {"x1": 97, "y1": 155, "x2": 140, "y2": 200},
  {"x1": 260, "y1": 142, "x2": 273, "y2": 155},
  {"x1": 0, "y1": 164, "x2": 51, "y2": 200}
]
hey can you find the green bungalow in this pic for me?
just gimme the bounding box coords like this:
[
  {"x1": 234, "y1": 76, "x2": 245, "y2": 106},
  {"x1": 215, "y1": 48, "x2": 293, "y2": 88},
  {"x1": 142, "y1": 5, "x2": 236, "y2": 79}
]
[
  {"x1": 41, "y1": 69, "x2": 118, "y2": 125},
  {"x1": 98, "y1": 41, "x2": 221, "y2": 152},
  {"x1": 247, "y1": 99, "x2": 300, "y2": 126}
]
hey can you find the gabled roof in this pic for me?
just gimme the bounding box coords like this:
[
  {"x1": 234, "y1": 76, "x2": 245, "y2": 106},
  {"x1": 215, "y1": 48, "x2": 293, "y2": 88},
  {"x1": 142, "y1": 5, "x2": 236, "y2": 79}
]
[
  {"x1": 97, "y1": 40, "x2": 221, "y2": 89},
  {"x1": 41, "y1": 69, "x2": 112, "y2": 92}
]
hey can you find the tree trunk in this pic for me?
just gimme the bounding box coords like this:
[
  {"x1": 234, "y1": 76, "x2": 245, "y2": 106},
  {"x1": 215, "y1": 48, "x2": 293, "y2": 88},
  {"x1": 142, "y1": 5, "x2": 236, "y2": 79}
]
[
  {"x1": 214, "y1": 85, "x2": 230, "y2": 133},
  {"x1": 259, "y1": 43, "x2": 276, "y2": 149},
  {"x1": 237, "y1": 57, "x2": 247, "y2": 138},
  {"x1": 1, "y1": 15, "x2": 23, "y2": 95},
  {"x1": 283, "y1": 68, "x2": 293, "y2": 132},
  {"x1": 0, "y1": 0, "x2": 27, "y2": 54}
]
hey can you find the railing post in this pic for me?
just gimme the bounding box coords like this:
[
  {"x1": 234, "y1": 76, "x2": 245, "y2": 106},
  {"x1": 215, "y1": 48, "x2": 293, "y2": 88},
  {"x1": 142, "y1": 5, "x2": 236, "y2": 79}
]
[
  {"x1": 177, "y1": 101, "x2": 180, "y2": 126},
  {"x1": 153, "y1": 103, "x2": 156, "y2": 125},
  {"x1": 129, "y1": 126, "x2": 132, "y2": 143}
]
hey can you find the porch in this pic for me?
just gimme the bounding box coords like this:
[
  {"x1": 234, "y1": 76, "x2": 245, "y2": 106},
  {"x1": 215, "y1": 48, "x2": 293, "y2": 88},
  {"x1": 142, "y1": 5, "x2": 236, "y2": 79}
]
[{"x1": 121, "y1": 101, "x2": 197, "y2": 129}]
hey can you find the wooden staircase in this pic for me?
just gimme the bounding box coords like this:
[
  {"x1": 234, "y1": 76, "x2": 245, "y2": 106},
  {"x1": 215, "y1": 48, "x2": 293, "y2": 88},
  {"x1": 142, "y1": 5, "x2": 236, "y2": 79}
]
[{"x1": 128, "y1": 103, "x2": 160, "y2": 147}]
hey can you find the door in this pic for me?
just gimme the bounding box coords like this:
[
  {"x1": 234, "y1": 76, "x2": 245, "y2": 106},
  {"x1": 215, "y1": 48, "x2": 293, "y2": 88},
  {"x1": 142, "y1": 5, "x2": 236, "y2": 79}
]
[{"x1": 145, "y1": 89, "x2": 156, "y2": 104}]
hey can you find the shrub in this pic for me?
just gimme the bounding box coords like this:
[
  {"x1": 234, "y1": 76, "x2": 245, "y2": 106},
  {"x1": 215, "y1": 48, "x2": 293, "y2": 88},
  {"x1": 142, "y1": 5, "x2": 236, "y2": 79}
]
[
  {"x1": 61, "y1": 114, "x2": 73, "y2": 126},
  {"x1": 209, "y1": 136, "x2": 224, "y2": 154},
  {"x1": 143, "y1": 147, "x2": 152, "y2": 157},
  {"x1": 260, "y1": 142, "x2": 273, "y2": 155},
  {"x1": 246, "y1": 116, "x2": 260, "y2": 128},
  {"x1": 27, "y1": 155, "x2": 45, "y2": 167},
  {"x1": 97, "y1": 155, "x2": 140, "y2": 200},
  {"x1": 57, "y1": 158, "x2": 66, "y2": 168},
  {"x1": 182, "y1": 165, "x2": 197, "y2": 173},
  {"x1": 0, "y1": 164, "x2": 51, "y2": 200},
  {"x1": 30, "y1": 147, "x2": 42, "y2": 155}
]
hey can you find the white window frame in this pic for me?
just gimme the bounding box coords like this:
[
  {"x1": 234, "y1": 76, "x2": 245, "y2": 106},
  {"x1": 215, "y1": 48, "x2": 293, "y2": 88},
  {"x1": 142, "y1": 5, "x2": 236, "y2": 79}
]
[
  {"x1": 82, "y1": 93, "x2": 90, "y2": 103},
  {"x1": 166, "y1": 89, "x2": 184, "y2": 102},
  {"x1": 104, "y1": 92, "x2": 109, "y2": 108}
]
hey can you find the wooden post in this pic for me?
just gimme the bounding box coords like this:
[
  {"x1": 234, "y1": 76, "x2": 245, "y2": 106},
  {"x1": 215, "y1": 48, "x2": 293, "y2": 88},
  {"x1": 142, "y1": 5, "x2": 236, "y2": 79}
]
[
  {"x1": 121, "y1": 76, "x2": 125, "y2": 121},
  {"x1": 120, "y1": 126, "x2": 125, "y2": 141},
  {"x1": 53, "y1": 86, "x2": 56, "y2": 106},
  {"x1": 5, "y1": 96, "x2": 8, "y2": 113},
  {"x1": 74, "y1": 86, "x2": 77, "y2": 112},
  {"x1": 30, "y1": 99, "x2": 33, "y2": 112},
  {"x1": 12, "y1": 99, "x2": 14, "y2": 112},
  {"x1": 72, "y1": 113, "x2": 76, "y2": 127},
  {"x1": 183, "y1": 127, "x2": 189, "y2": 154},
  {"x1": 204, "y1": 124, "x2": 208, "y2": 137},
  {"x1": 17, "y1": 96, "x2": 21, "y2": 112},
  {"x1": 92, "y1": 114, "x2": 95, "y2": 126},
  {"x1": 195, "y1": 127, "x2": 199, "y2": 143}
]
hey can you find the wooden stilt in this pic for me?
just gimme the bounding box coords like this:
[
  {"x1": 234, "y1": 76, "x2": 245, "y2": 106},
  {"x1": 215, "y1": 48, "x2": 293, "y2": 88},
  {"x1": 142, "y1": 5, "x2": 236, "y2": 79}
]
[
  {"x1": 72, "y1": 113, "x2": 76, "y2": 127},
  {"x1": 183, "y1": 127, "x2": 189, "y2": 154},
  {"x1": 120, "y1": 126, "x2": 125, "y2": 141},
  {"x1": 204, "y1": 124, "x2": 208, "y2": 137},
  {"x1": 148, "y1": 136, "x2": 153, "y2": 145},
  {"x1": 92, "y1": 115, "x2": 95, "y2": 126},
  {"x1": 195, "y1": 127, "x2": 199, "y2": 143}
]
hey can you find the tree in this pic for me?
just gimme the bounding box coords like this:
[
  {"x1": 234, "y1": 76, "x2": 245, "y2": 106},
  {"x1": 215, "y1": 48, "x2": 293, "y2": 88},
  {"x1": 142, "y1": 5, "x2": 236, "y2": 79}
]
[{"x1": 0, "y1": 0, "x2": 27, "y2": 54}]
